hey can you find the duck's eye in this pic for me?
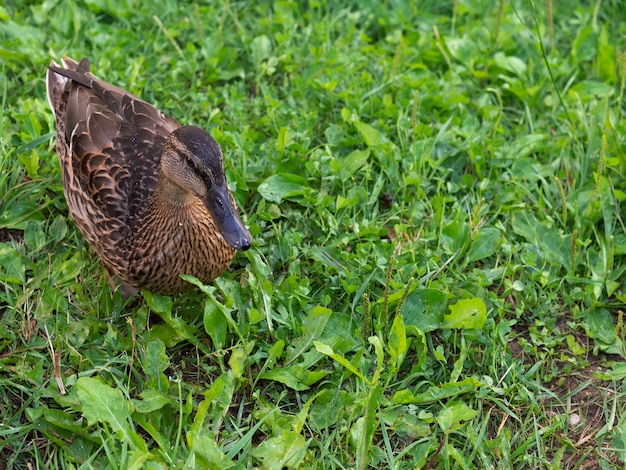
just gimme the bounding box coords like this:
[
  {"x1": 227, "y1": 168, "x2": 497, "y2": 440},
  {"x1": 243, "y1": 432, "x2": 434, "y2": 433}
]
[{"x1": 186, "y1": 157, "x2": 195, "y2": 168}]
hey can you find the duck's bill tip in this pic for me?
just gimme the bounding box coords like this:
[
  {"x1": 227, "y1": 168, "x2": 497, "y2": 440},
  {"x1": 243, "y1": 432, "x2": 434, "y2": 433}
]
[
  {"x1": 221, "y1": 221, "x2": 252, "y2": 251},
  {"x1": 203, "y1": 186, "x2": 252, "y2": 251},
  {"x1": 232, "y1": 235, "x2": 252, "y2": 251}
]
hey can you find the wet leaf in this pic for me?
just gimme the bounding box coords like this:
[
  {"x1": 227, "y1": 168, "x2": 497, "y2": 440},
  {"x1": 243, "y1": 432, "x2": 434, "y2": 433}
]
[
  {"x1": 442, "y1": 298, "x2": 487, "y2": 330},
  {"x1": 258, "y1": 173, "x2": 312, "y2": 203}
]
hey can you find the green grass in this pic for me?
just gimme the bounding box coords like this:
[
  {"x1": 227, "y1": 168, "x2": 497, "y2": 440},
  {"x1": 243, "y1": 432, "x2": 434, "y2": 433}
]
[{"x1": 1, "y1": 0, "x2": 626, "y2": 468}]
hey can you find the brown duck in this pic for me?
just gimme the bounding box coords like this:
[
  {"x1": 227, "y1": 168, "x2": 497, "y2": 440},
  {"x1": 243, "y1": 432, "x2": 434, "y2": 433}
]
[{"x1": 46, "y1": 57, "x2": 251, "y2": 295}]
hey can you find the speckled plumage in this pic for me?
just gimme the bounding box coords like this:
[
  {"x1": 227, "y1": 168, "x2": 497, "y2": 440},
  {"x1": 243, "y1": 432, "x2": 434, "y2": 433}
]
[{"x1": 46, "y1": 57, "x2": 251, "y2": 294}]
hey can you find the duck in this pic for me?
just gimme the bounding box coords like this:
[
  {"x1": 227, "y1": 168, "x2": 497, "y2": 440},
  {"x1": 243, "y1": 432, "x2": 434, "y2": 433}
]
[{"x1": 46, "y1": 57, "x2": 251, "y2": 295}]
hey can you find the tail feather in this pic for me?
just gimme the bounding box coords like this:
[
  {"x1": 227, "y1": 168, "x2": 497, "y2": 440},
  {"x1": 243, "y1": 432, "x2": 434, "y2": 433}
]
[
  {"x1": 47, "y1": 57, "x2": 92, "y2": 116},
  {"x1": 46, "y1": 60, "x2": 65, "y2": 114}
]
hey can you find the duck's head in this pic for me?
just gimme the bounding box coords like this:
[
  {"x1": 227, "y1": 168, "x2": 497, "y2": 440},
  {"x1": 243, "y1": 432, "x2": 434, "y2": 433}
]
[{"x1": 160, "y1": 126, "x2": 252, "y2": 251}]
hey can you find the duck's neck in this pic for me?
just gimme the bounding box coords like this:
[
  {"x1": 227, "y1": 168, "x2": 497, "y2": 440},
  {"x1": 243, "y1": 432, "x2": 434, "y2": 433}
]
[{"x1": 154, "y1": 173, "x2": 199, "y2": 209}]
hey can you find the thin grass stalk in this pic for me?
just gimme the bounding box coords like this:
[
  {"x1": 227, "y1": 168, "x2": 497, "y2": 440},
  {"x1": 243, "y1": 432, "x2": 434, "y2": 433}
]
[
  {"x1": 594, "y1": 134, "x2": 607, "y2": 197},
  {"x1": 451, "y1": 0, "x2": 458, "y2": 35},
  {"x1": 545, "y1": 0, "x2": 553, "y2": 51},
  {"x1": 412, "y1": 89, "x2": 419, "y2": 138},
  {"x1": 529, "y1": 0, "x2": 573, "y2": 126},
  {"x1": 193, "y1": 3, "x2": 204, "y2": 44},
  {"x1": 571, "y1": 228, "x2": 578, "y2": 274},
  {"x1": 392, "y1": 36, "x2": 402, "y2": 83},
  {"x1": 153, "y1": 15, "x2": 184, "y2": 58},
  {"x1": 555, "y1": 177, "x2": 567, "y2": 226},
  {"x1": 617, "y1": 42, "x2": 626, "y2": 117},
  {"x1": 433, "y1": 26, "x2": 453, "y2": 74},
  {"x1": 383, "y1": 255, "x2": 395, "y2": 334},
  {"x1": 492, "y1": 0, "x2": 505, "y2": 44},
  {"x1": 362, "y1": 293, "x2": 371, "y2": 342},
  {"x1": 395, "y1": 277, "x2": 414, "y2": 317}
]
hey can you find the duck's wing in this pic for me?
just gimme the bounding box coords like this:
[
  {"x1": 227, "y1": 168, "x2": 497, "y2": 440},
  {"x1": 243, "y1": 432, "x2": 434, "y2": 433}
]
[{"x1": 46, "y1": 57, "x2": 180, "y2": 225}]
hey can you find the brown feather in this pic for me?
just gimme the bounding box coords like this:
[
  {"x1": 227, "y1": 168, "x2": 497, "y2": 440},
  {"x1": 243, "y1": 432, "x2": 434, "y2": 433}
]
[{"x1": 47, "y1": 57, "x2": 251, "y2": 294}]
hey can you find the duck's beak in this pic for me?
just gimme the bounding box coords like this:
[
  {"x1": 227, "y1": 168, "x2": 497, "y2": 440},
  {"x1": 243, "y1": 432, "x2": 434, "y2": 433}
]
[{"x1": 203, "y1": 185, "x2": 252, "y2": 251}]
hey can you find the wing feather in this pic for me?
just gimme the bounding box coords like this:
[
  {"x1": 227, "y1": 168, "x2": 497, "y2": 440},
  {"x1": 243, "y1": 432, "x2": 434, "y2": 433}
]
[{"x1": 49, "y1": 59, "x2": 181, "y2": 229}]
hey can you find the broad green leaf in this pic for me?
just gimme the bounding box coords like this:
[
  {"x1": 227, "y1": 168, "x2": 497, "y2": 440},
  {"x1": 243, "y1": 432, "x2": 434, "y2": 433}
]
[
  {"x1": 204, "y1": 299, "x2": 227, "y2": 349},
  {"x1": 390, "y1": 389, "x2": 415, "y2": 405},
  {"x1": 48, "y1": 215, "x2": 68, "y2": 242},
  {"x1": 401, "y1": 289, "x2": 448, "y2": 332},
  {"x1": 392, "y1": 377, "x2": 483, "y2": 405},
  {"x1": 388, "y1": 314, "x2": 407, "y2": 373},
  {"x1": 599, "y1": 176, "x2": 617, "y2": 241},
  {"x1": 511, "y1": 212, "x2": 571, "y2": 271},
  {"x1": 276, "y1": 126, "x2": 293, "y2": 154},
  {"x1": 251, "y1": 34, "x2": 271, "y2": 62},
  {"x1": 352, "y1": 384, "x2": 382, "y2": 469},
  {"x1": 42, "y1": 408, "x2": 84, "y2": 434},
  {"x1": 0, "y1": 243, "x2": 26, "y2": 284},
  {"x1": 228, "y1": 344, "x2": 247, "y2": 380},
  {"x1": 47, "y1": 251, "x2": 84, "y2": 287},
  {"x1": 191, "y1": 435, "x2": 235, "y2": 469},
  {"x1": 566, "y1": 335, "x2": 586, "y2": 355},
  {"x1": 589, "y1": 226, "x2": 616, "y2": 299},
  {"x1": 0, "y1": 200, "x2": 45, "y2": 229},
  {"x1": 405, "y1": 325, "x2": 427, "y2": 367},
  {"x1": 143, "y1": 339, "x2": 169, "y2": 391},
  {"x1": 142, "y1": 291, "x2": 173, "y2": 315},
  {"x1": 268, "y1": 339, "x2": 285, "y2": 363},
  {"x1": 294, "y1": 392, "x2": 321, "y2": 434},
  {"x1": 314, "y1": 341, "x2": 371, "y2": 385},
  {"x1": 492, "y1": 52, "x2": 527, "y2": 77},
  {"x1": 571, "y1": 25, "x2": 597, "y2": 62},
  {"x1": 38, "y1": 409, "x2": 97, "y2": 461},
  {"x1": 597, "y1": 25, "x2": 617, "y2": 83},
  {"x1": 441, "y1": 209, "x2": 469, "y2": 255},
  {"x1": 579, "y1": 308, "x2": 625, "y2": 356},
  {"x1": 183, "y1": 275, "x2": 243, "y2": 343},
  {"x1": 257, "y1": 173, "x2": 312, "y2": 203},
  {"x1": 490, "y1": 427, "x2": 512, "y2": 467},
  {"x1": 309, "y1": 390, "x2": 355, "y2": 428},
  {"x1": 252, "y1": 431, "x2": 309, "y2": 469},
  {"x1": 127, "y1": 451, "x2": 150, "y2": 470},
  {"x1": 145, "y1": 303, "x2": 198, "y2": 346},
  {"x1": 466, "y1": 227, "x2": 500, "y2": 263},
  {"x1": 503, "y1": 133, "x2": 548, "y2": 159},
  {"x1": 258, "y1": 367, "x2": 310, "y2": 391},
  {"x1": 204, "y1": 370, "x2": 236, "y2": 413},
  {"x1": 611, "y1": 420, "x2": 626, "y2": 464},
  {"x1": 189, "y1": 371, "x2": 236, "y2": 441},
  {"x1": 437, "y1": 402, "x2": 478, "y2": 434},
  {"x1": 368, "y1": 335, "x2": 384, "y2": 385},
  {"x1": 145, "y1": 323, "x2": 181, "y2": 348},
  {"x1": 509, "y1": 157, "x2": 545, "y2": 181},
  {"x1": 260, "y1": 364, "x2": 330, "y2": 390},
  {"x1": 441, "y1": 298, "x2": 487, "y2": 329},
  {"x1": 380, "y1": 408, "x2": 431, "y2": 439},
  {"x1": 286, "y1": 306, "x2": 332, "y2": 365},
  {"x1": 595, "y1": 362, "x2": 626, "y2": 381},
  {"x1": 24, "y1": 219, "x2": 46, "y2": 251},
  {"x1": 76, "y1": 377, "x2": 146, "y2": 451},
  {"x1": 354, "y1": 121, "x2": 386, "y2": 147},
  {"x1": 335, "y1": 148, "x2": 370, "y2": 177},
  {"x1": 570, "y1": 80, "x2": 614, "y2": 99},
  {"x1": 77, "y1": 377, "x2": 129, "y2": 431},
  {"x1": 132, "y1": 390, "x2": 171, "y2": 414}
]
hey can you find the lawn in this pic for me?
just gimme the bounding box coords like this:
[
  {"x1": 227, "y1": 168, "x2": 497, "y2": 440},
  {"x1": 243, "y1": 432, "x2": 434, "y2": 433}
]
[{"x1": 1, "y1": 0, "x2": 625, "y2": 468}]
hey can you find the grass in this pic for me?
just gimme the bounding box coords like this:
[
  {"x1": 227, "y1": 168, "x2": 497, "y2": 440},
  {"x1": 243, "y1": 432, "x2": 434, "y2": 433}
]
[{"x1": 1, "y1": 0, "x2": 625, "y2": 468}]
